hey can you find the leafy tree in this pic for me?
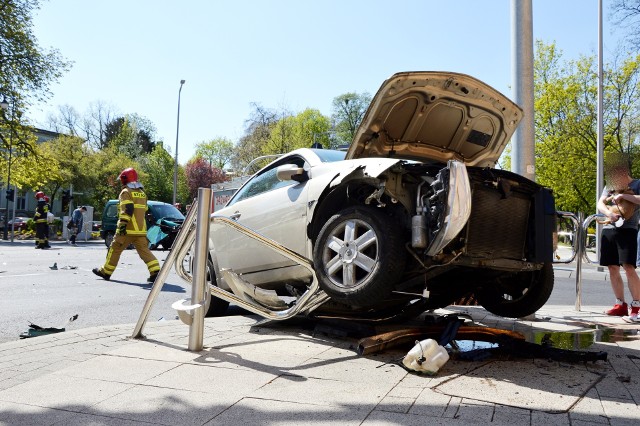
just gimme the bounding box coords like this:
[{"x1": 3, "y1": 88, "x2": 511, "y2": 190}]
[
  {"x1": 84, "y1": 146, "x2": 142, "y2": 211},
  {"x1": 331, "y1": 92, "x2": 372, "y2": 146},
  {"x1": 140, "y1": 144, "x2": 174, "y2": 202},
  {"x1": 292, "y1": 108, "x2": 332, "y2": 149},
  {"x1": 184, "y1": 157, "x2": 225, "y2": 201},
  {"x1": 194, "y1": 137, "x2": 234, "y2": 169},
  {"x1": 104, "y1": 115, "x2": 156, "y2": 156},
  {"x1": 533, "y1": 41, "x2": 640, "y2": 213},
  {"x1": 37, "y1": 135, "x2": 93, "y2": 211},
  {"x1": 262, "y1": 108, "x2": 331, "y2": 155},
  {"x1": 0, "y1": 0, "x2": 70, "y2": 154},
  {"x1": 231, "y1": 103, "x2": 277, "y2": 172},
  {"x1": 3, "y1": 127, "x2": 61, "y2": 192},
  {"x1": 611, "y1": 0, "x2": 640, "y2": 50}
]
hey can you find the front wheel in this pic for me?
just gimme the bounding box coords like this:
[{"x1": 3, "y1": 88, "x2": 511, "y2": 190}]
[
  {"x1": 205, "y1": 257, "x2": 229, "y2": 317},
  {"x1": 476, "y1": 262, "x2": 554, "y2": 318},
  {"x1": 312, "y1": 206, "x2": 406, "y2": 307}
]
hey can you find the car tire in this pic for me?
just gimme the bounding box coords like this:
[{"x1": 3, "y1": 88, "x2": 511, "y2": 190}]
[
  {"x1": 104, "y1": 232, "x2": 114, "y2": 248},
  {"x1": 312, "y1": 206, "x2": 406, "y2": 306},
  {"x1": 476, "y1": 262, "x2": 554, "y2": 318},
  {"x1": 205, "y1": 257, "x2": 229, "y2": 317}
]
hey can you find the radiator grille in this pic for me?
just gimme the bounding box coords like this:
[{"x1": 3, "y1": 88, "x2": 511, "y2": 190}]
[{"x1": 464, "y1": 185, "x2": 530, "y2": 259}]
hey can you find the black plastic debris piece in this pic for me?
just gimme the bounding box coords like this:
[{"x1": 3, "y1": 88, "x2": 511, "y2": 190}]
[{"x1": 19, "y1": 314, "x2": 79, "y2": 339}]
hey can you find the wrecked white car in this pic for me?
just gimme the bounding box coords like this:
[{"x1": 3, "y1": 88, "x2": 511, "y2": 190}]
[{"x1": 208, "y1": 71, "x2": 556, "y2": 319}]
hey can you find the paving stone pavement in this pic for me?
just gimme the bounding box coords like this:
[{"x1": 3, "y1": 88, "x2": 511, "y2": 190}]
[{"x1": 0, "y1": 304, "x2": 638, "y2": 426}]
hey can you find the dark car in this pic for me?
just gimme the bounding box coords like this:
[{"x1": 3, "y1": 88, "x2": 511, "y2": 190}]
[
  {"x1": 100, "y1": 200, "x2": 185, "y2": 249},
  {"x1": 7, "y1": 216, "x2": 30, "y2": 232}
]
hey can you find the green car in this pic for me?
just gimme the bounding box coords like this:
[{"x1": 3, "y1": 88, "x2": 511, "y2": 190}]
[{"x1": 100, "y1": 200, "x2": 185, "y2": 249}]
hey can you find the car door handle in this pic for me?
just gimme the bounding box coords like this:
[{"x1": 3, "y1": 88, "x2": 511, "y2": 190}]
[{"x1": 230, "y1": 212, "x2": 241, "y2": 221}]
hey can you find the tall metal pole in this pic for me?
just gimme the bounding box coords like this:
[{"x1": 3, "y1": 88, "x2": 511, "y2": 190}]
[
  {"x1": 596, "y1": 0, "x2": 604, "y2": 259},
  {"x1": 511, "y1": 0, "x2": 536, "y2": 181},
  {"x1": 3, "y1": 100, "x2": 12, "y2": 241},
  {"x1": 173, "y1": 79, "x2": 186, "y2": 205}
]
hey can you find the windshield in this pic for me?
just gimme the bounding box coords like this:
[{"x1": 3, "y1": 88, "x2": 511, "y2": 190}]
[
  {"x1": 150, "y1": 204, "x2": 184, "y2": 220},
  {"x1": 311, "y1": 149, "x2": 346, "y2": 163}
]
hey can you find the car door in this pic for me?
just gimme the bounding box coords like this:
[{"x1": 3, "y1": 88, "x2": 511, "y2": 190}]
[{"x1": 213, "y1": 155, "x2": 311, "y2": 281}]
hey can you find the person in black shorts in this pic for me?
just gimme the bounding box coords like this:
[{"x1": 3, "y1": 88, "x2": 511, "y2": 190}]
[{"x1": 597, "y1": 161, "x2": 640, "y2": 321}]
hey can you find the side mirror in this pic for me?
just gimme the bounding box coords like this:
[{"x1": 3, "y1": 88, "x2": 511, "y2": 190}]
[{"x1": 276, "y1": 164, "x2": 309, "y2": 183}]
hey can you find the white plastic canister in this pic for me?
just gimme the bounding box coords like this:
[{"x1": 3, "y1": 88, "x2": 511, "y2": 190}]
[{"x1": 402, "y1": 338, "x2": 450, "y2": 374}]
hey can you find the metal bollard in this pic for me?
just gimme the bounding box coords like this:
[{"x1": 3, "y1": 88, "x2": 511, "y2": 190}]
[
  {"x1": 187, "y1": 188, "x2": 211, "y2": 351},
  {"x1": 575, "y1": 212, "x2": 584, "y2": 311}
]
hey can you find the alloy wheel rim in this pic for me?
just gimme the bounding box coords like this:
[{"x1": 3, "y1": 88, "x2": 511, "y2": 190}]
[{"x1": 322, "y1": 218, "x2": 379, "y2": 289}]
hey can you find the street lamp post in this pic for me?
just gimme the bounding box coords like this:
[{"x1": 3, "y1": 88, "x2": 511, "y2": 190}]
[
  {"x1": 173, "y1": 79, "x2": 186, "y2": 205},
  {"x1": 1, "y1": 96, "x2": 10, "y2": 241}
]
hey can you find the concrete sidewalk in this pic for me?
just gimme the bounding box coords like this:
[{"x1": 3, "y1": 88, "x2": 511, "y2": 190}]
[{"x1": 0, "y1": 305, "x2": 638, "y2": 426}]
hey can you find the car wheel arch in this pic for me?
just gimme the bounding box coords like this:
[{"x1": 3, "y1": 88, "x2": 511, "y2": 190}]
[{"x1": 309, "y1": 180, "x2": 410, "y2": 244}]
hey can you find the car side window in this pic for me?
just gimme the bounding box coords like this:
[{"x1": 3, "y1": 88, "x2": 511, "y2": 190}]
[
  {"x1": 106, "y1": 204, "x2": 118, "y2": 219},
  {"x1": 231, "y1": 156, "x2": 306, "y2": 204}
]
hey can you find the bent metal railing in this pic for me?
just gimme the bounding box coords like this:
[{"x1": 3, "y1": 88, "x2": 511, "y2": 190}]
[
  {"x1": 131, "y1": 187, "x2": 329, "y2": 350},
  {"x1": 554, "y1": 211, "x2": 606, "y2": 311}
]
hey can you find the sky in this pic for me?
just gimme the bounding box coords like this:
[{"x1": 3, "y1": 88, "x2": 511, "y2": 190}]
[{"x1": 27, "y1": 0, "x2": 625, "y2": 165}]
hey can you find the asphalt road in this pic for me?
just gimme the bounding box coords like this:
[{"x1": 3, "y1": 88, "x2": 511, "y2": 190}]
[
  {"x1": 0, "y1": 239, "x2": 190, "y2": 344},
  {"x1": 0, "y1": 239, "x2": 626, "y2": 344}
]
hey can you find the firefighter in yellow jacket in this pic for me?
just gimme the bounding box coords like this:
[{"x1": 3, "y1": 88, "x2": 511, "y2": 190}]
[{"x1": 92, "y1": 168, "x2": 160, "y2": 283}]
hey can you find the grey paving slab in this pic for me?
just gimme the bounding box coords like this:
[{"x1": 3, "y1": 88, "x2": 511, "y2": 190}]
[
  {"x1": 454, "y1": 399, "x2": 495, "y2": 423},
  {"x1": 385, "y1": 385, "x2": 423, "y2": 399},
  {"x1": 0, "y1": 373, "x2": 134, "y2": 410},
  {"x1": 362, "y1": 409, "x2": 469, "y2": 425},
  {"x1": 106, "y1": 339, "x2": 202, "y2": 363},
  {"x1": 205, "y1": 330, "x2": 340, "y2": 370},
  {"x1": 250, "y1": 374, "x2": 395, "y2": 410},
  {"x1": 434, "y1": 359, "x2": 603, "y2": 412},
  {"x1": 492, "y1": 405, "x2": 532, "y2": 425},
  {"x1": 143, "y1": 362, "x2": 278, "y2": 398},
  {"x1": 0, "y1": 400, "x2": 78, "y2": 426},
  {"x1": 292, "y1": 354, "x2": 406, "y2": 384},
  {"x1": 600, "y1": 397, "x2": 640, "y2": 425},
  {"x1": 50, "y1": 412, "x2": 155, "y2": 425},
  {"x1": 407, "y1": 387, "x2": 454, "y2": 417},
  {"x1": 203, "y1": 396, "x2": 366, "y2": 425},
  {"x1": 375, "y1": 395, "x2": 414, "y2": 414},
  {"x1": 51, "y1": 354, "x2": 181, "y2": 384},
  {"x1": 83, "y1": 384, "x2": 237, "y2": 426},
  {"x1": 530, "y1": 410, "x2": 571, "y2": 425},
  {"x1": 568, "y1": 387, "x2": 609, "y2": 424}
]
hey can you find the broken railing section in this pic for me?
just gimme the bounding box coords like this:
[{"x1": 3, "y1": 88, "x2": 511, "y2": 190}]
[{"x1": 131, "y1": 187, "x2": 330, "y2": 350}]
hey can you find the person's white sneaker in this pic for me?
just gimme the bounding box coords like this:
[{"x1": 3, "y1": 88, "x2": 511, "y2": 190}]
[{"x1": 624, "y1": 307, "x2": 640, "y2": 323}]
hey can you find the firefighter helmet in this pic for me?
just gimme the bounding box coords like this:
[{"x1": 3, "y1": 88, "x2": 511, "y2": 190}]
[
  {"x1": 44, "y1": 195, "x2": 50, "y2": 203},
  {"x1": 119, "y1": 167, "x2": 138, "y2": 185},
  {"x1": 35, "y1": 191, "x2": 45, "y2": 200}
]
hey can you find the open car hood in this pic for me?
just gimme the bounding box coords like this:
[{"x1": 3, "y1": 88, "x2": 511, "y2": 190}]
[{"x1": 346, "y1": 71, "x2": 523, "y2": 167}]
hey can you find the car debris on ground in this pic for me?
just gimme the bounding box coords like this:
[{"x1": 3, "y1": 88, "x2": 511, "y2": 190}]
[{"x1": 19, "y1": 314, "x2": 79, "y2": 339}]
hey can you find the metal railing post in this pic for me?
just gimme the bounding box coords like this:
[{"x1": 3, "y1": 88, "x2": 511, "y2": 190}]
[
  {"x1": 575, "y1": 212, "x2": 585, "y2": 311},
  {"x1": 188, "y1": 188, "x2": 211, "y2": 351}
]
